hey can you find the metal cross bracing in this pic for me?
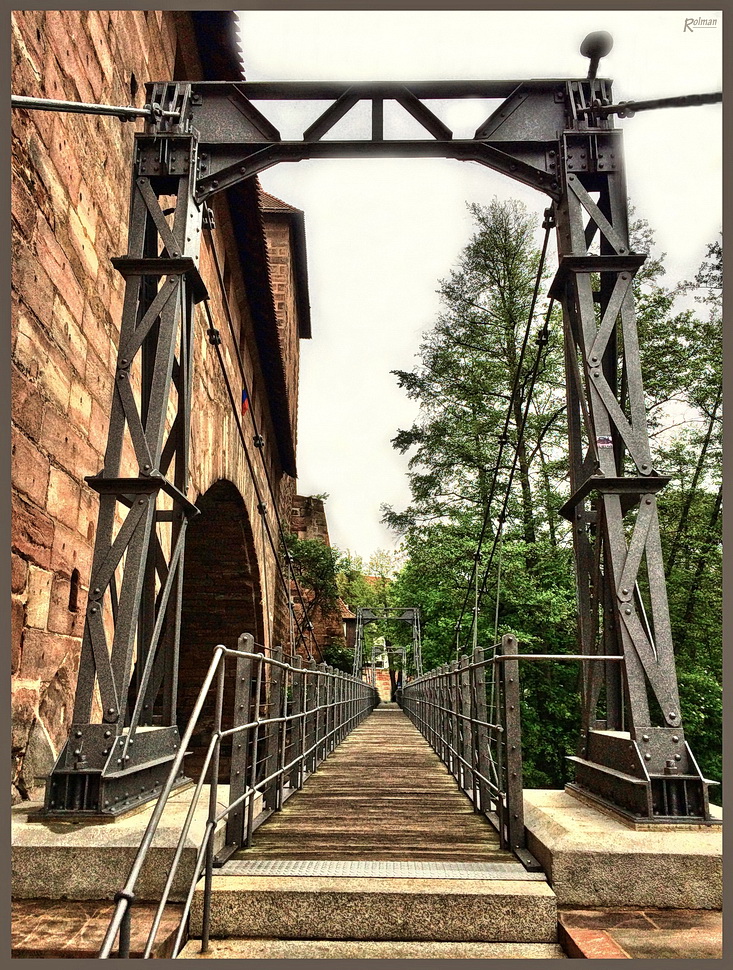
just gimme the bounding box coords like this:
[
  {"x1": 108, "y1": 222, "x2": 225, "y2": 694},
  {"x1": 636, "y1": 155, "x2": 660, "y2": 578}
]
[
  {"x1": 18, "y1": 32, "x2": 718, "y2": 822},
  {"x1": 353, "y1": 606, "x2": 423, "y2": 685}
]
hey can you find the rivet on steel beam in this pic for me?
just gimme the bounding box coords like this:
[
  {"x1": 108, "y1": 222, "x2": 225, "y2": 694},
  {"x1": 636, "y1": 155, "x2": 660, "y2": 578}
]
[
  {"x1": 642, "y1": 734, "x2": 649, "y2": 741},
  {"x1": 644, "y1": 753, "x2": 651, "y2": 760},
  {"x1": 672, "y1": 736, "x2": 679, "y2": 742}
]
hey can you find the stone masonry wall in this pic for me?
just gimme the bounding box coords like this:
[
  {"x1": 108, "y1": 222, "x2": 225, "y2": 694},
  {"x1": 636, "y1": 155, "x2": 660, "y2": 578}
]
[{"x1": 11, "y1": 11, "x2": 301, "y2": 801}]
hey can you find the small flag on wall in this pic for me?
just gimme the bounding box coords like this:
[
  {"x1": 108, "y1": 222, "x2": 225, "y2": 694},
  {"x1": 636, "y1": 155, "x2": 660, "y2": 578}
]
[{"x1": 241, "y1": 388, "x2": 250, "y2": 415}]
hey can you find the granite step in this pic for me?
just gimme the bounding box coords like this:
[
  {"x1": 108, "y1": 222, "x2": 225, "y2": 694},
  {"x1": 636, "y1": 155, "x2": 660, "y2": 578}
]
[
  {"x1": 179, "y1": 938, "x2": 567, "y2": 959},
  {"x1": 188, "y1": 872, "x2": 558, "y2": 943}
]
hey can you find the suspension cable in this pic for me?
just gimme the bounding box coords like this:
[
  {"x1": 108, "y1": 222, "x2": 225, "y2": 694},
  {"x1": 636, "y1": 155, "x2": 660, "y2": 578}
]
[
  {"x1": 453, "y1": 215, "x2": 553, "y2": 642},
  {"x1": 462, "y1": 298, "x2": 555, "y2": 653}
]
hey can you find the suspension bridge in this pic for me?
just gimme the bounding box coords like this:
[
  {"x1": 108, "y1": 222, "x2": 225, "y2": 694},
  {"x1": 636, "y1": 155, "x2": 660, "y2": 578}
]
[{"x1": 10, "y1": 17, "x2": 723, "y2": 959}]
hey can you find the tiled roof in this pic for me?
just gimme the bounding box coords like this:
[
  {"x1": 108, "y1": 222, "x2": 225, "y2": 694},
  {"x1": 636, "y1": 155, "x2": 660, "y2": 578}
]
[{"x1": 259, "y1": 190, "x2": 303, "y2": 214}]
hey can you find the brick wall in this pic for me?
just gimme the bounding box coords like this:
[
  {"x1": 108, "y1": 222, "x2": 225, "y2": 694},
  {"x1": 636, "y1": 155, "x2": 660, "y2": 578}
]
[
  {"x1": 262, "y1": 212, "x2": 301, "y2": 445},
  {"x1": 11, "y1": 12, "x2": 305, "y2": 801}
]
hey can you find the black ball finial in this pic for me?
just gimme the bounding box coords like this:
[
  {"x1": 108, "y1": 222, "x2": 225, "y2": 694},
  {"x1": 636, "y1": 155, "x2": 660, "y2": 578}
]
[{"x1": 580, "y1": 30, "x2": 613, "y2": 79}]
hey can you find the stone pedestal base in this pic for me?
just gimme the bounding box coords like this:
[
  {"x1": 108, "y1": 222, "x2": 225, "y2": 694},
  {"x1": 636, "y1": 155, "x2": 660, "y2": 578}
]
[
  {"x1": 523, "y1": 789, "x2": 722, "y2": 909},
  {"x1": 12, "y1": 785, "x2": 238, "y2": 901}
]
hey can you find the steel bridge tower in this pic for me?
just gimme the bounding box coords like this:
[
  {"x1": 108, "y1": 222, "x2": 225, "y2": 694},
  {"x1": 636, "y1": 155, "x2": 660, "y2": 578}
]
[{"x1": 18, "y1": 32, "x2": 718, "y2": 824}]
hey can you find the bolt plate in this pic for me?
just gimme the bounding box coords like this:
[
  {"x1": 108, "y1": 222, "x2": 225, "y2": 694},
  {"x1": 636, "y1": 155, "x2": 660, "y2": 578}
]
[{"x1": 219, "y1": 859, "x2": 545, "y2": 880}]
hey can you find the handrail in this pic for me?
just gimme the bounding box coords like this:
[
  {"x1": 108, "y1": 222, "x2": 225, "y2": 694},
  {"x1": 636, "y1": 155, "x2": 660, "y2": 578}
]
[
  {"x1": 400, "y1": 637, "x2": 627, "y2": 868},
  {"x1": 99, "y1": 634, "x2": 379, "y2": 958}
]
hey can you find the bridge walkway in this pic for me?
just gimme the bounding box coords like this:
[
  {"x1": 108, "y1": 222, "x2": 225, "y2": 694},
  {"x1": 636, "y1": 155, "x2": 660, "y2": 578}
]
[
  {"x1": 181, "y1": 702, "x2": 562, "y2": 958},
  {"x1": 233, "y1": 701, "x2": 512, "y2": 864}
]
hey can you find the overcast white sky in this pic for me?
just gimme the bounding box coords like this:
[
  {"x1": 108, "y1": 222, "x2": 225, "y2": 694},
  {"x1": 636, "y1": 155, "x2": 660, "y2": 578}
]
[{"x1": 237, "y1": 9, "x2": 722, "y2": 562}]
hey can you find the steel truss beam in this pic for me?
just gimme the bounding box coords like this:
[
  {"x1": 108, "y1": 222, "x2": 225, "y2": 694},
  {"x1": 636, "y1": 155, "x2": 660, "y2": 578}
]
[{"x1": 43, "y1": 69, "x2": 715, "y2": 822}]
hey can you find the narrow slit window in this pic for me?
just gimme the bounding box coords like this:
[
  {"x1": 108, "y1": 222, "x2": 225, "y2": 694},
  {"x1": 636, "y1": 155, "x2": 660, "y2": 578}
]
[{"x1": 69, "y1": 569, "x2": 80, "y2": 613}]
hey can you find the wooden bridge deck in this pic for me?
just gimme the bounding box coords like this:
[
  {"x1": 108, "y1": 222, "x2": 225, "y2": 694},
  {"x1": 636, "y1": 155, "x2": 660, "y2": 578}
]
[{"x1": 236, "y1": 703, "x2": 512, "y2": 863}]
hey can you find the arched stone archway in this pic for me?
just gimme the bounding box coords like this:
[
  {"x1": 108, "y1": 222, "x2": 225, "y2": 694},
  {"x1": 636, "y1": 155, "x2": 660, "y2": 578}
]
[{"x1": 179, "y1": 479, "x2": 264, "y2": 779}]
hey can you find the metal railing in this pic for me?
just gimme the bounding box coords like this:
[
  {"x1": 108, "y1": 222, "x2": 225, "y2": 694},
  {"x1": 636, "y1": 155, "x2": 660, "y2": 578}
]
[
  {"x1": 400, "y1": 635, "x2": 626, "y2": 868},
  {"x1": 399, "y1": 634, "x2": 534, "y2": 863},
  {"x1": 99, "y1": 634, "x2": 379, "y2": 958}
]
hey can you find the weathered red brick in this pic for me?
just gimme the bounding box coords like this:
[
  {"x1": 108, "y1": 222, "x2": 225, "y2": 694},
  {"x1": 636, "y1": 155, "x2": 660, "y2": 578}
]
[
  {"x1": 11, "y1": 365, "x2": 45, "y2": 440},
  {"x1": 11, "y1": 169, "x2": 38, "y2": 241},
  {"x1": 69, "y1": 13, "x2": 104, "y2": 102},
  {"x1": 50, "y1": 294, "x2": 87, "y2": 369},
  {"x1": 12, "y1": 493, "x2": 55, "y2": 569},
  {"x1": 12, "y1": 687, "x2": 39, "y2": 756},
  {"x1": 66, "y1": 204, "x2": 99, "y2": 280},
  {"x1": 12, "y1": 428, "x2": 50, "y2": 507},
  {"x1": 77, "y1": 486, "x2": 99, "y2": 544},
  {"x1": 12, "y1": 597, "x2": 26, "y2": 675},
  {"x1": 15, "y1": 316, "x2": 72, "y2": 413},
  {"x1": 81, "y1": 298, "x2": 111, "y2": 369},
  {"x1": 25, "y1": 564, "x2": 53, "y2": 629},
  {"x1": 20, "y1": 628, "x2": 78, "y2": 683},
  {"x1": 40, "y1": 33, "x2": 68, "y2": 99},
  {"x1": 13, "y1": 11, "x2": 46, "y2": 63},
  {"x1": 84, "y1": 347, "x2": 114, "y2": 410},
  {"x1": 46, "y1": 464, "x2": 81, "y2": 530},
  {"x1": 87, "y1": 398, "x2": 109, "y2": 460},
  {"x1": 68, "y1": 380, "x2": 93, "y2": 440},
  {"x1": 74, "y1": 178, "x2": 98, "y2": 245},
  {"x1": 13, "y1": 235, "x2": 56, "y2": 333},
  {"x1": 86, "y1": 11, "x2": 115, "y2": 88},
  {"x1": 51, "y1": 520, "x2": 93, "y2": 580},
  {"x1": 47, "y1": 114, "x2": 82, "y2": 207},
  {"x1": 44, "y1": 11, "x2": 94, "y2": 105},
  {"x1": 33, "y1": 210, "x2": 84, "y2": 327},
  {"x1": 12, "y1": 553, "x2": 29, "y2": 595},
  {"x1": 41, "y1": 407, "x2": 99, "y2": 479},
  {"x1": 39, "y1": 658, "x2": 79, "y2": 754}
]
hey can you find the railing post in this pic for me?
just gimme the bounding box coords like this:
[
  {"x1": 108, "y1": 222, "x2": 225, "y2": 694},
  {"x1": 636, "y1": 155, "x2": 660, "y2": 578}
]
[
  {"x1": 201, "y1": 655, "x2": 226, "y2": 953},
  {"x1": 317, "y1": 662, "x2": 328, "y2": 763},
  {"x1": 245, "y1": 654, "x2": 264, "y2": 847},
  {"x1": 289, "y1": 655, "x2": 304, "y2": 789},
  {"x1": 326, "y1": 665, "x2": 335, "y2": 754},
  {"x1": 264, "y1": 645, "x2": 284, "y2": 810},
  {"x1": 449, "y1": 660, "x2": 460, "y2": 780},
  {"x1": 499, "y1": 634, "x2": 526, "y2": 854},
  {"x1": 472, "y1": 646, "x2": 492, "y2": 814},
  {"x1": 277, "y1": 657, "x2": 289, "y2": 810},
  {"x1": 459, "y1": 654, "x2": 472, "y2": 793},
  {"x1": 305, "y1": 660, "x2": 317, "y2": 773},
  {"x1": 437, "y1": 666, "x2": 447, "y2": 766},
  {"x1": 225, "y1": 633, "x2": 253, "y2": 854}
]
